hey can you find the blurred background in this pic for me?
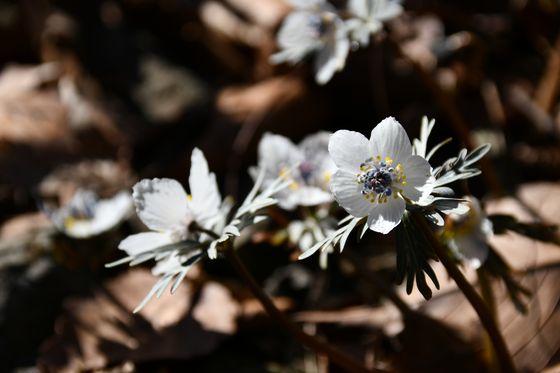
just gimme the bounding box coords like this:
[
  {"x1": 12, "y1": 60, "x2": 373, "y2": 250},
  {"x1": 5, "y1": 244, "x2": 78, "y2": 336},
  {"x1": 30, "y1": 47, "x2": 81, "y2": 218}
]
[{"x1": 0, "y1": 0, "x2": 559, "y2": 372}]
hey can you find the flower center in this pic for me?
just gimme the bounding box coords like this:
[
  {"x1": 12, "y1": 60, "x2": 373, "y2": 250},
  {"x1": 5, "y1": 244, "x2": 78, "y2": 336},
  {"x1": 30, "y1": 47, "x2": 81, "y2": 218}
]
[
  {"x1": 307, "y1": 13, "x2": 335, "y2": 40},
  {"x1": 357, "y1": 156, "x2": 407, "y2": 204},
  {"x1": 299, "y1": 161, "x2": 314, "y2": 182}
]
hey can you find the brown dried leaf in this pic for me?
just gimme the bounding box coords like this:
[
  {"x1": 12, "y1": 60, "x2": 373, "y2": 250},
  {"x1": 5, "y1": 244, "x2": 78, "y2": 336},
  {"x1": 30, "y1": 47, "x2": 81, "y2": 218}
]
[
  {"x1": 39, "y1": 160, "x2": 135, "y2": 203},
  {"x1": 225, "y1": 0, "x2": 290, "y2": 29},
  {"x1": 0, "y1": 212, "x2": 52, "y2": 240},
  {"x1": 407, "y1": 182, "x2": 560, "y2": 372},
  {"x1": 38, "y1": 269, "x2": 240, "y2": 372},
  {"x1": 217, "y1": 76, "x2": 307, "y2": 122}
]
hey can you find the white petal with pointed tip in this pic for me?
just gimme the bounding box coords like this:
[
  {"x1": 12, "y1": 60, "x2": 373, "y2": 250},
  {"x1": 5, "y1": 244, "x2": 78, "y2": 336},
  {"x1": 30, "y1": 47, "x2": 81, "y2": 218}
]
[
  {"x1": 118, "y1": 232, "x2": 173, "y2": 256},
  {"x1": 369, "y1": 117, "x2": 412, "y2": 162},
  {"x1": 189, "y1": 148, "x2": 221, "y2": 225}
]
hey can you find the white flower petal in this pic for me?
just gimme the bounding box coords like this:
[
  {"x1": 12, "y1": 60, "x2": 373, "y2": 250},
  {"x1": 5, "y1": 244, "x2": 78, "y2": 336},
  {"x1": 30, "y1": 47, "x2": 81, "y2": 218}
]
[
  {"x1": 314, "y1": 18, "x2": 350, "y2": 84},
  {"x1": 329, "y1": 130, "x2": 371, "y2": 172},
  {"x1": 133, "y1": 178, "x2": 190, "y2": 231},
  {"x1": 366, "y1": 197, "x2": 405, "y2": 234},
  {"x1": 452, "y1": 234, "x2": 488, "y2": 269},
  {"x1": 401, "y1": 155, "x2": 432, "y2": 201},
  {"x1": 188, "y1": 148, "x2": 221, "y2": 225},
  {"x1": 118, "y1": 232, "x2": 173, "y2": 256},
  {"x1": 346, "y1": 19, "x2": 373, "y2": 46},
  {"x1": 272, "y1": 10, "x2": 322, "y2": 65},
  {"x1": 314, "y1": 42, "x2": 338, "y2": 85},
  {"x1": 258, "y1": 133, "x2": 302, "y2": 178},
  {"x1": 373, "y1": 1, "x2": 403, "y2": 22},
  {"x1": 65, "y1": 192, "x2": 133, "y2": 238},
  {"x1": 331, "y1": 169, "x2": 373, "y2": 217},
  {"x1": 348, "y1": 0, "x2": 368, "y2": 18},
  {"x1": 152, "y1": 253, "x2": 183, "y2": 276},
  {"x1": 292, "y1": 186, "x2": 334, "y2": 206},
  {"x1": 369, "y1": 117, "x2": 412, "y2": 162}
]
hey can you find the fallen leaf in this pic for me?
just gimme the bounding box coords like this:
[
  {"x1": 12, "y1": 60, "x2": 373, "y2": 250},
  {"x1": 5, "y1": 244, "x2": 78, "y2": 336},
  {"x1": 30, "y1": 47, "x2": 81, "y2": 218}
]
[
  {"x1": 39, "y1": 159, "x2": 135, "y2": 203},
  {"x1": 404, "y1": 182, "x2": 560, "y2": 372},
  {"x1": 38, "y1": 269, "x2": 240, "y2": 372}
]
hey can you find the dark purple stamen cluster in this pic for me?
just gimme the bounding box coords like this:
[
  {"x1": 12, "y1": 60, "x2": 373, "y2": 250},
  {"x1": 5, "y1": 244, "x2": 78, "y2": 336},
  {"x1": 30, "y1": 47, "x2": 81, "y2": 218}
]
[
  {"x1": 361, "y1": 162, "x2": 395, "y2": 196},
  {"x1": 299, "y1": 161, "x2": 314, "y2": 182}
]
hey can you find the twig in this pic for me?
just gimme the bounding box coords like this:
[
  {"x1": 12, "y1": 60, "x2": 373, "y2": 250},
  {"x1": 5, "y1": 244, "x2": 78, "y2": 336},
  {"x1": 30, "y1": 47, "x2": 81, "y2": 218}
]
[
  {"x1": 411, "y1": 212, "x2": 515, "y2": 373},
  {"x1": 223, "y1": 242, "x2": 379, "y2": 373}
]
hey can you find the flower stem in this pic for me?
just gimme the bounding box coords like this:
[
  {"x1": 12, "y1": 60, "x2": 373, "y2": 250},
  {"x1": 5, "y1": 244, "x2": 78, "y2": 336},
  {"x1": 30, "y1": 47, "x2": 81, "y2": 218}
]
[
  {"x1": 223, "y1": 243, "x2": 378, "y2": 373},
  {"x1": 411, "y1": 212, "x2": 516, "y2": 373}
]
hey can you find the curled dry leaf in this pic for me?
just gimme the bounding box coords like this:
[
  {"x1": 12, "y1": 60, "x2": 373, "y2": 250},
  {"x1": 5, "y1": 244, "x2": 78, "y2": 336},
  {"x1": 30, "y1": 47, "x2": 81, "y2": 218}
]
[
  {"x1": 38, "y1": 269, "x2": 240, "y2": 372},
  {"x1": 217, "y1": 76, "x2": 307, "y2": 122},
  {"x1": 216, "y1": 76, "x2": 326, "y2": 142}
]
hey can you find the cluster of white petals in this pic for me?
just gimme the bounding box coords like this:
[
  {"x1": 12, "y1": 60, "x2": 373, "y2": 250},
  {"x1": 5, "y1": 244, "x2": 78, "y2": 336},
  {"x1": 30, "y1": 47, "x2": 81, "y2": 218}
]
[
  {"x1": 118, "y1": 148, "x2": 222, "y2": 258},
  {"x1": 329, "y1": 117, "x2": 433, "y2": 234},
  {"x1": 251, "y1": 132, "x2": 336, "y2": 210},
  {"x1": 271, "y1": 0, "x2": 402, "y2": 84},
  {"x1": 50, "y1": 189, "x2": 133, "y2": 238}
]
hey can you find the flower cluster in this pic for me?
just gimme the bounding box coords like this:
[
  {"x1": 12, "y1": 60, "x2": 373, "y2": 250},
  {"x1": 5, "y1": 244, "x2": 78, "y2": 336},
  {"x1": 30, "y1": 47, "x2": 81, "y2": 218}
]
[
  {"x1": 271, "y1": 0, "x2": 403, "y2": 84},
  {"x1": 112, "y1": 148, "x2": 290, "y2": 311},
  {"x1": 250, "y1": 132, "x2": 335, "y2": 210},
  {"x1": 112, "y1": 116, "x2": 494, "y2": 308}
]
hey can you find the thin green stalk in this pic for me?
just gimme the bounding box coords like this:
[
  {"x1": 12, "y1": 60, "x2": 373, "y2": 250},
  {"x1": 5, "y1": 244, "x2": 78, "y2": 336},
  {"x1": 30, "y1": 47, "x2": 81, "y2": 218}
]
[
  {"x1": 411, "y1": 212, "x2": 515, "y2": 373},
  {"x1": 223, "y1": 243, "x2": 379, "y2": 373}
]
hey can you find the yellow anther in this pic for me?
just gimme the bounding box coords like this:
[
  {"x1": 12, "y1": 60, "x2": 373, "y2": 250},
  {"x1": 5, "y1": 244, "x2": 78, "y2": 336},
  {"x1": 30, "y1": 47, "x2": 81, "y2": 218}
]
[
  {"x1": 278, "y1": 167, "x2": 290, "y2": 179},
  {"x1": 64, "y1": 217, "x2": 76, "y2": 229}
]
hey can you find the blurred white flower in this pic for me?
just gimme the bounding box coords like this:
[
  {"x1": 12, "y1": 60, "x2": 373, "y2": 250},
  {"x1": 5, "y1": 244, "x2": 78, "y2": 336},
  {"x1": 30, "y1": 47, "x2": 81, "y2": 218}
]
[
  {"x1": 445, "y1": 196, "x2": 491, "y2": 269},
  {"x1": 51, "y1": 189, "x2": 133, "y2": 238},
  {"x1": 270, "y1": 0, "x2": 349, "y2": 84},
  {"x1": 329, "y1": 117, "x2": 432, "y2": 234},
  {"x1": 251, "y1": 131, "x2": 336, "y2": 210},
  {"x1": 118, "y1": 148, "x2": 222, "y2": 257},
  {"x1": 288, "y1": 212, "x2": 336, "y2": 268},
  {"x1": 346, "y1": 0, "x2": 402, "y2": 47}
]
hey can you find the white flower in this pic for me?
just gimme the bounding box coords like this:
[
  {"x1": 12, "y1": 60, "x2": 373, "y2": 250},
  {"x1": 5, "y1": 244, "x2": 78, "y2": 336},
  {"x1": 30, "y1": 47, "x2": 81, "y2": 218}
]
[
  {"x1": 118, "y1": 148, "x2": 221, "y2": 256},
  {"x1": 329, "y1": 117, "x2": 432, "y2": 234},
  {"x1": 251, "y1": 132, "x2": 336, "y2": 210},
  {"x1": 445, "y1": 196, "x2": 491, "y2": 269},
  {"x1": 50, "y1": 189, "x2": 133, "y2": 238},
  {"x1": 346, "y1": 0, "x2": 402, "y2": 47},
  {"x1": 270, "y1": 0, "x2": 350, "y2": 84}
]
